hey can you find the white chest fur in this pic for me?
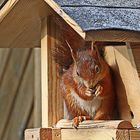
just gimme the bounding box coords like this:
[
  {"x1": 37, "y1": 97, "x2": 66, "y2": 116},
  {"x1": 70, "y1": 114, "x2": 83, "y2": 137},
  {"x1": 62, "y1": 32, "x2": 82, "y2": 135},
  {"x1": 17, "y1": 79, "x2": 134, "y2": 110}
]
[{"x1": 70, "y1": 89, "x2": 101, "y2": 117}]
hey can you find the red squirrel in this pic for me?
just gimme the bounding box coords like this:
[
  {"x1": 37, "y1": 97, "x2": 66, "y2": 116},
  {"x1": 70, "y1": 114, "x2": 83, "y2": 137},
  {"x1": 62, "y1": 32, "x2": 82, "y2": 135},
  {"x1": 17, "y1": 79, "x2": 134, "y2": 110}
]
[{"x1": 56, "y1": 41, "x2": 115, "y2": 128}]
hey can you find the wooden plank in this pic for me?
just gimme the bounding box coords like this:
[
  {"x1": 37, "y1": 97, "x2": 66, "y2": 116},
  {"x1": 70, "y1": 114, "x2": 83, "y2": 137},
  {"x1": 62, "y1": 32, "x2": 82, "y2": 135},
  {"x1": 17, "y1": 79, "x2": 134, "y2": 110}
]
[
  {"x1": 25, "y1": 127, "x2": 131, "y2": 140},
  {"x1": 44, "y1": 0, "x2": 85, "y2": 39},
  {"x1": 104, "y1": 46, "x2": 132, "y2": 121},
  {"x1": 41, "y1": 18, "x2": 49, "y2": 127},
  {"x1": 111, "y1": 45, "x2": 140, "y2": 125},
  {"x1": 61, "y1": 129, "x2": 129, "y2": 140},
  {"x1": 86, "y1": 30, "x2": 140, "y2": 42},
  {"x1": 114, "y1": 45, "x2": 140, "y2": 125},
  {"x1": 0, "y1": 48, "x2": 32, "y2": 139},
  {"x1": 3, "y1": 49, "x2": 34, "y2": 140},
  {"x1": 56, "y1": 120, "x2": 133, "y2": 129},
  {"x1": 34, "y1": 48, "x2": 41, "y2": 127},
  {"x1": 130, "y1": 130, "x2": 140, "y2": 140},
  {"x1": 55, "y1": 20, "x2": 64, "y2": 125},
  {"x1": 47, "y1": 17, "x2": 63, "y2": 126},
  {"x1": 25, "y1": 128, "x2": 61, "y2": 140}
]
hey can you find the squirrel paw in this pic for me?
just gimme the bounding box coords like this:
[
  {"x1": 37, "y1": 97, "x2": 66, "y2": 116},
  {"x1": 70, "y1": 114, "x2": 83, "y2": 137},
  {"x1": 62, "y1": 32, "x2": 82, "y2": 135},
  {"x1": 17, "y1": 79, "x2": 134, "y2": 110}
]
[
  {"x1": 72, "y1": 116, "x2": 83, "y2": 129},
  {"x1": 72, "y1": 116, "x2": 92, "y2": 129},
  {"x1": 95, "y1": 85, "x2": 103, "y2": 97}
]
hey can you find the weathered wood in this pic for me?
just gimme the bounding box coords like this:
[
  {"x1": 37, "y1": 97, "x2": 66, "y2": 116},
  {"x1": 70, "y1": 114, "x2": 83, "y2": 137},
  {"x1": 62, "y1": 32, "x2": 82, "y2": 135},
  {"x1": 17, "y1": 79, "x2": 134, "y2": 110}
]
[
  {"x1": 61, "y1": 129, "x2": 129, "y2": 140},
  {"x1": 25, "y1": 127, "x2": 132, "y2": 140},
  {"x1": 129, "y1": 130, "x2": 140, "y2": 140},
  {"x1": 56, "y1": 120, "x2": 133, "y2": 129},
  {"x1": 86, "y1": 30, "x2": 140, "y2": 42},
  {"x1": 3, "y1": 49, "x2": 34, "y2": 140},
  {"x1": 34, "y1": 48, "x2": 41, "y2": 127},
  {"x1": 0, "y1": 48, "x2": 34, "y2": 140},
  {"x1": 25, "y1": 128, "x2": 61, "y2": 140},
  {"x1": 47, "y1": 16, "x2": 64, "y2": 126},
  {"x1": 41, "y1": 18, "x2": 49, "y2": 127},
  {"x1": 104, "y1": 45, "x2": 140, "y2": 125}
]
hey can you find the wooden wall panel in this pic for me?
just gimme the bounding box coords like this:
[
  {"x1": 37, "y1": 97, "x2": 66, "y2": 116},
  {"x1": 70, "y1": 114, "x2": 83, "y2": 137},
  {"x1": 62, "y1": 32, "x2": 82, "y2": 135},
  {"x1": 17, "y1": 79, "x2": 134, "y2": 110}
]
[
  {"x1": 47, "y1": 17, "x2": 63, "y2": 126},
  {"x1": 0, "y1": 48, "x2": 36, "y2": 140}
]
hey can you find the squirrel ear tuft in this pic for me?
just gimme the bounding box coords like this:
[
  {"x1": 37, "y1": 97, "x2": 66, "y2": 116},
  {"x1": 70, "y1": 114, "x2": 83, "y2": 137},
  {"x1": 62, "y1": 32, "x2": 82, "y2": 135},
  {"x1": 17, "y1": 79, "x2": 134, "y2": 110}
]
[
  {"x1": 91, "y1": 42, "x2": 101, "y2": 60},
  {"x1": 65, "y1": 40, "x2": 77, "y2": 63}
]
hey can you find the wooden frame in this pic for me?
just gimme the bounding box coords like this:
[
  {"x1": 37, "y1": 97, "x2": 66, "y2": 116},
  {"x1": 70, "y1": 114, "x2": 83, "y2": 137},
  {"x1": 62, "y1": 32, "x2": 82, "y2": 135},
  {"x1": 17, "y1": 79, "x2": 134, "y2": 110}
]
[
  {"x1": 25, "y1": 120, "x2": 140, "y2": 140},
  {"x1": 1, "y1": 1, "x2": 140, "y2": 139}
]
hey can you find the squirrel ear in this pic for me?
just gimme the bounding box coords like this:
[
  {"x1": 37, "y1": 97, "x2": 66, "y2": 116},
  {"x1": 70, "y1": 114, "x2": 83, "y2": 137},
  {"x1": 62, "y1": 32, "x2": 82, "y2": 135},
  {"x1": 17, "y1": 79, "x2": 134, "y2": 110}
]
[
  {"x1": 65, "y1": 40, "x2": 77, "y2": 63},
  {"x1": 91, "y1": 42, "x2": 101, "y2": 60}
]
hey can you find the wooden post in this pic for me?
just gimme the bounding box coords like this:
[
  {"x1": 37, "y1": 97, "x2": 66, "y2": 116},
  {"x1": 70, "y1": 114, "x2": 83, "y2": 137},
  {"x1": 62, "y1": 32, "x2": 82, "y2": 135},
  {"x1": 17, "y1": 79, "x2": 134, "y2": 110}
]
[{"x1": 41, "y1": 18, "x2": 49, "y2": 127}]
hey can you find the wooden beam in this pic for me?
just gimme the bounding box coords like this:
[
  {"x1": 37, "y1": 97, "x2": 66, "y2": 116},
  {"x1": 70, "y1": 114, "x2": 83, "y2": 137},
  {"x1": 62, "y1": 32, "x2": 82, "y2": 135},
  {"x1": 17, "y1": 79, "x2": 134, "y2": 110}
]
[
  {"x1": 86, "y1": 30, "x2": 140, "y2": 42},
  {"x1": 41, "y1": 18, "x2": 49, "y2": 127},
  {"x1": 43, "y1": 0, "x2": 85, "y2": 39},
  {"x1": 56, "y1": 120, "x2": 133, "y2": 129},
  {"x1": 0, "y1": 0, "x2": 18, "y2": 22}
]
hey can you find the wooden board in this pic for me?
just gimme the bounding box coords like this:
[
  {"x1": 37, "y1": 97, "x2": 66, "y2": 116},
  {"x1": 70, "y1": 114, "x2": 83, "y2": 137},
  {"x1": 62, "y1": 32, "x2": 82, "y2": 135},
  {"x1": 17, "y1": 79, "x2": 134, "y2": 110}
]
[
  {"x1": 104, "y1": 45, "x2": 140, "y2": 125},
  {"x1": 0, "y1": 48, "x2": 34, "y2": 140},
  {"x1": 56, "y1": 120, "x2": 133, "y2": 129},
  {"x1": 86, "y1": 30, "x2": 140, "y2": 42},
  {"x1": 47, "y1": 16, "x2": 63, "y2": 126},
  {"x1": 25, "y1": 127, "x2": 140, "y2": 140}
]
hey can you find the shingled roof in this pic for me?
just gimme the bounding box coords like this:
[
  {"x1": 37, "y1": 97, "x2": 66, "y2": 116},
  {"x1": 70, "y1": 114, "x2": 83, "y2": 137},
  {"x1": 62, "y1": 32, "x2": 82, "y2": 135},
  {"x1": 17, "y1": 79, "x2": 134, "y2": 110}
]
[{"x1": 54, "y1": 0, "x2": 140, "y2": 32}]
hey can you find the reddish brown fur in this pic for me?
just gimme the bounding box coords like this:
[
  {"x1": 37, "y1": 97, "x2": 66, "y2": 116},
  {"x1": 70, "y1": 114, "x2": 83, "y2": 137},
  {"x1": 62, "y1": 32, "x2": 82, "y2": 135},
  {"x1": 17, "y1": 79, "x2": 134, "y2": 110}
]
[{"x1": 60, "y1": 42, "x2": 115, "y2": 121}]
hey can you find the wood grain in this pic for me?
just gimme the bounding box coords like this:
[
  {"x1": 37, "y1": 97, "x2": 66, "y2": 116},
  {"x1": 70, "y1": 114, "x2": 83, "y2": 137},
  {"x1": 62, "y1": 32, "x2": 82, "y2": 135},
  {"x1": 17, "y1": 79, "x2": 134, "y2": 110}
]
[
  {"x1": 47, "y1": 16, "x2": 63, "y2": 126},
  {"x1": 130, "y1": 43, "x2": 140, "y2": 78},
  {"x1": 34, "y1": 48, "x2": 41, "y2": 127},
  {"x1": 0, "y1": 48, "x2": 34, "y2": 140},
  {"x1": 86, "y1": 30, "x2": 140, "y2": 42},
  {"x1": 41, "y1": 18, "x2": 49, "y2": 127},
  {"x1": 130, "y1": 130, "x2": 140, "y2": 140},
  {"x1": 104, "y1": 45, "x2": 140, "y2": 125}
]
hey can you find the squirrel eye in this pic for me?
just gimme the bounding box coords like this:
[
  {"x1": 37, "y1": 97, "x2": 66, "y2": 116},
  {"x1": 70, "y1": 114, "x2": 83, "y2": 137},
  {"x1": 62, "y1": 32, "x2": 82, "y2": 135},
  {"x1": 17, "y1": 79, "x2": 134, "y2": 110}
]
[{"x1": 95, "y1": 65, "x2": 100, "y2": 73}]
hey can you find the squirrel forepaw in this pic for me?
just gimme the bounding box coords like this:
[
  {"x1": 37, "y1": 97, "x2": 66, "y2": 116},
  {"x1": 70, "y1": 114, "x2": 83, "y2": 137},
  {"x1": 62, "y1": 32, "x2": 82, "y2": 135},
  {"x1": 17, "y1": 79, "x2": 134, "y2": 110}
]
[
  {"x1": 95, "y1": 85, "x2": 103, "y2": 97},
  {"x1": 72, "y1": 116, "x2": 83, "y2": 129},
  {"x1": 72, "y1": 116, "x2": 92, "y2": 129}
]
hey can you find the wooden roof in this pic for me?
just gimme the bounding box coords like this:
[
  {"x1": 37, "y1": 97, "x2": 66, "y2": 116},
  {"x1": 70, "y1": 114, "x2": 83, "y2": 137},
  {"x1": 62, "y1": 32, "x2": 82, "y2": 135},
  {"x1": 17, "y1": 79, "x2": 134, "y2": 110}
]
[
  {"x1": 54, "y1": 0, "x2": 140, "y2": 32},
  {"x1": 0, "y1": 0, "x2": 140, "y2": 44}
]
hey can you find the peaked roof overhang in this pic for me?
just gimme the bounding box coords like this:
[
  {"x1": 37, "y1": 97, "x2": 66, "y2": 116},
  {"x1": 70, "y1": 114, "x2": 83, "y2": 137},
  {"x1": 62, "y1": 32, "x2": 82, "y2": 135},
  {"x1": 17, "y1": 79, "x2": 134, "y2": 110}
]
[
  {"x1": 44, "y1": 0, "x2": 140, "y2": 42},
  {"x1": 0, "y1": 0, "x2": 140, "y2": 47}
]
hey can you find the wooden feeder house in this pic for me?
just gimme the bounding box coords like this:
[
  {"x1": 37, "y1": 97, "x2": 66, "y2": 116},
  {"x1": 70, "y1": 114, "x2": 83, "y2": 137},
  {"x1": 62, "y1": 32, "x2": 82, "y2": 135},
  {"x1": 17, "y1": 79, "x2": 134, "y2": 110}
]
[{"x1": 0, "y1": 0, "x2": 140, "y2": 140}]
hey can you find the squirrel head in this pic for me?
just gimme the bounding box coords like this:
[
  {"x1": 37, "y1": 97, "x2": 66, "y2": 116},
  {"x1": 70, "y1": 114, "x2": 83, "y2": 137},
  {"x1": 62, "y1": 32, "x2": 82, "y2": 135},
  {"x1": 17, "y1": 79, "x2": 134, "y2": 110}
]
[{"x1": 66, "y1": 41, "x2": 107, "y2": 96}]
